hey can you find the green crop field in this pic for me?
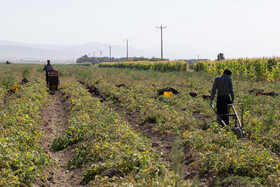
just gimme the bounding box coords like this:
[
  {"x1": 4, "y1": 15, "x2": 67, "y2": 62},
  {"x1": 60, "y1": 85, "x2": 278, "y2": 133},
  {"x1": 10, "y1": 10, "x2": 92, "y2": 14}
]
[{"x1": 0, "y1": 61, "x2": 279, "y2": 186}]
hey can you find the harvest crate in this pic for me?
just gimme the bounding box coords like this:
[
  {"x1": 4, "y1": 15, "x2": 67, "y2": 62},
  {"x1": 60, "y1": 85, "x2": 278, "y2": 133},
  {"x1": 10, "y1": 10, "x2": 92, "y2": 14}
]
[{"x1": 48, "y1": 70, "x2": 59, "y2": 91}]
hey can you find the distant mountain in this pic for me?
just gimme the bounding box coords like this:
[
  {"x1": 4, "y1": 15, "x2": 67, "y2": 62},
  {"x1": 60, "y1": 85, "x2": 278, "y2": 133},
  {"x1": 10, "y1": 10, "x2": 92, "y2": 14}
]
[
  {"x1": 0, "y1": 40, "x2": 68, "y2": 51},
  {"x1": 0, "y1": 45, "x2": 76, "y2": 61},
  {"x1": 0, "y1": 40, "x2": 158, "y2": 62}
]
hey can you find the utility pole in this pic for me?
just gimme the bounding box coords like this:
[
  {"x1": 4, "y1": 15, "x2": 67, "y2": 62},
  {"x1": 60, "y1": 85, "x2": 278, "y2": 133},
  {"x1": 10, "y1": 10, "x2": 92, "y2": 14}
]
[
  {"x1": 108, "y1": 46, "x2": 112, "y2": 58},
  {"x1": 98, "y1": 50, "x2": 103, "y2": 57},
  {"x1": 124, "y1": 39, "x2": 129, "y2": 61},
  {"x1": 93, "y1": 52, "x2": 96, "y2": 57},
  {"x1": 156, "y1": 25, "x2": 167, "y2": 60}
]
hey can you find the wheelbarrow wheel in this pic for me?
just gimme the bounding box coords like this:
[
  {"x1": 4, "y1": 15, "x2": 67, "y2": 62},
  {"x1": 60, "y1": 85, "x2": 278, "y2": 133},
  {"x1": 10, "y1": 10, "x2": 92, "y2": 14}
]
[{"x1": 232, "y1": 127, "x2": 243, "y2": 139}]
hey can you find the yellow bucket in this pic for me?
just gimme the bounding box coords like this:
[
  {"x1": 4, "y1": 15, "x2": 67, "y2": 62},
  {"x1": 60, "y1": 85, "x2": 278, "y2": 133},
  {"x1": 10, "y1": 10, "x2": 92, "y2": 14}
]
[
  {"x1": 163, "y1": 91, "x2": 173, "y2": 98},
  {"x1": 9, "y1": 85, "x2": 22, "y2": 93}
]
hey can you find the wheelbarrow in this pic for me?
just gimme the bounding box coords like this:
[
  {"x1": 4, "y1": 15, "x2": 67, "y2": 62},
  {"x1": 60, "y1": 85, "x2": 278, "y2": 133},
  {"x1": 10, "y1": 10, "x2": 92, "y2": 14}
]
[
  {"x1": 47, "y1": 70, "x2": 60, "y2": 95},
  {"x1": 211, "y1": 103, "x2": 244, "y2": 139}
]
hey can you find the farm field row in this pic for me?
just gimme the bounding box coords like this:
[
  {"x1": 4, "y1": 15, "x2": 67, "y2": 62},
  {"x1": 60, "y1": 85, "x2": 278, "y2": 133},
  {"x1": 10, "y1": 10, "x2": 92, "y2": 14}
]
[
  {"x1": 54, "y1": 79, "x2": 189, "y2": 186},
  {"x1": 0, "y1": 63, "x2": 280, "y2": 186},
  {"x1": 0, "y1": 80, "x2": 50, "y2": 186},
  {"x1": 0, "y1": 64, "x2": 190, "y2": 186},
  {"x1": 61, "y1": 65, "x2": 280, "y2": 186}
]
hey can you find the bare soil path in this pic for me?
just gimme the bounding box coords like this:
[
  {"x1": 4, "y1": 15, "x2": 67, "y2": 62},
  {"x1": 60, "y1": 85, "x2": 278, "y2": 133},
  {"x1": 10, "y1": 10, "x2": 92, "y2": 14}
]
[
  {"x1": 110, "y1": 103, "x2": 176, "y2": 168},
  {"x1": 37, "y1": 92, "x2": 83, "y2": 187}
]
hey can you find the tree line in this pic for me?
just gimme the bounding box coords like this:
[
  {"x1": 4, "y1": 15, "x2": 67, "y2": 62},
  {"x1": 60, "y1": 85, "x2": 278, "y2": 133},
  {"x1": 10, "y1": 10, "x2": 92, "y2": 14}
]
[
  {"x1": 76, "y1": 55, "x2": 169, "y2": 64},
  {"x1": 76, "y1": 55, "x2": 207, "y2": 67}
]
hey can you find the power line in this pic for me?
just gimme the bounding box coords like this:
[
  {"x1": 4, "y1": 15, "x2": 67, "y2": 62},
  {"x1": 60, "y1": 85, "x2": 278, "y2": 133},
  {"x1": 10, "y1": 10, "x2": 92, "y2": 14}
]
[{"x1": 156, "y1": 25, "x2": 167, "y2": 60}]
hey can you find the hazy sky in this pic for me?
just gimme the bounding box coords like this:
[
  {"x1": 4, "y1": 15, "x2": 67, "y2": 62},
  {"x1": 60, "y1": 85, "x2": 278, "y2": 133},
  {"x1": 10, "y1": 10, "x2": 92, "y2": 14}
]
[{"x1": 0, "y1": 0, "x2": 279, "y2": 60}]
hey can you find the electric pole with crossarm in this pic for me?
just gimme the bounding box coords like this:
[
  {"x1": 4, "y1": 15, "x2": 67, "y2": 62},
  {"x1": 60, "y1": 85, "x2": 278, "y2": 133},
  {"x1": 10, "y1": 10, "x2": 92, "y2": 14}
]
[{"x1": 156, "y1": 25, "x2": 167, "y2": 60}]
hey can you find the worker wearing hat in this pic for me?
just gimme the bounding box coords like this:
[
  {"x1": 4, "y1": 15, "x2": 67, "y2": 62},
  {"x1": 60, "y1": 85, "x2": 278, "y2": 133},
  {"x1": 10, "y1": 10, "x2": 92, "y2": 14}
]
[{"x1": 210, "y1": 68, "x2": 234, "y2": 126}]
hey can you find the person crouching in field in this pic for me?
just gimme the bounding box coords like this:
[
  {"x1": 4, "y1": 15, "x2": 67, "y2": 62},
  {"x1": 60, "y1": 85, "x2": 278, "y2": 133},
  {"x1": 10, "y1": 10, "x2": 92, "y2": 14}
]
[
  {"x1": 210, "y1": 68, "x2": 234, "y2": 126},
  {"x1": 43, "y1": 60, "x2": 53, "y2": 85}
]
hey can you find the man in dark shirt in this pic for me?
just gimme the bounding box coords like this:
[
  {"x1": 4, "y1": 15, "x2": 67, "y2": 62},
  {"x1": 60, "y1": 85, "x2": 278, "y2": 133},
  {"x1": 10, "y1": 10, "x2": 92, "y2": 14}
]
[
  {"x1": 210, "y1": 68, "x2": 234, "y2": 126},
  {"x1": 43, "y1": 60, "x2": 53, "y2": 85}
]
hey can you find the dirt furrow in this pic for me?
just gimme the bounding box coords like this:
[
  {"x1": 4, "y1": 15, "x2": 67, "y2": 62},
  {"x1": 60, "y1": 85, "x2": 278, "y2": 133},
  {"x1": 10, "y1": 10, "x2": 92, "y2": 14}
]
[
  {"x1": 77, "y1": 80, "x2": 177, "y2": 168},
  {"x1": 110, "y1": 103, "x2": 213, "y2": 186},
  {"x1": 77, "y1": 81, "x2": 199, "y2": 183},
  {"x1": 37, "y1": 92, "x2": 83, "y2": 187},
  {"x1": 110, "y1": 104, "x2": 176, "y2": 168}
]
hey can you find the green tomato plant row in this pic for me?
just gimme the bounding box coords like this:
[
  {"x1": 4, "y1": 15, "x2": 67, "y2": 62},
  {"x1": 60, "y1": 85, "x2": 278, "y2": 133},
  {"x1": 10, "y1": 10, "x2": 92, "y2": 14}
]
[
  {"x1": 1, "y1": 64, "x2": 278, "y2": 185},
  {"x1": 73, "y1": 66, "x2": 280, "y2": 155},
  {"x1": 70, "y1": 66, "x2": 280, "y2": 185},
  {"x1": 0, "y1": 80, "x2": 50, "y2": 186},
  {"x1": 52, "y1": 80, "x2": 190, "y2": 186}
]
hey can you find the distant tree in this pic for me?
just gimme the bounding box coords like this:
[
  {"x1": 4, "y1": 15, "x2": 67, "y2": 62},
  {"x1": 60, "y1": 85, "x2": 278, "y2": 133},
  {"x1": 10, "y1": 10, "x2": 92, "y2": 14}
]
[{"x1": 217, "y1": 53, "x2": 225, "y2": 61}]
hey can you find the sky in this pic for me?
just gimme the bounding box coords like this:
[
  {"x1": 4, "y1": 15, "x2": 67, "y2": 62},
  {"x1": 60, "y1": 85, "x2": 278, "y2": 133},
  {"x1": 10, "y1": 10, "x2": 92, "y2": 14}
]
[{"x1": 0, "y1": 0, "x2": 279, "y2": 60}]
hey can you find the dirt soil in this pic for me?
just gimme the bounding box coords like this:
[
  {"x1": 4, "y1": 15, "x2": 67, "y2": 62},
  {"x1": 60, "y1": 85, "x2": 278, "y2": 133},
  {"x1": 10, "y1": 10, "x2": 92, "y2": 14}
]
[
  {"x1": 36, "y1": 92, "x2": 83, "y2": 187},
  {"x1": 110, "y1": 104, "x2": 176, "y2": 168}
]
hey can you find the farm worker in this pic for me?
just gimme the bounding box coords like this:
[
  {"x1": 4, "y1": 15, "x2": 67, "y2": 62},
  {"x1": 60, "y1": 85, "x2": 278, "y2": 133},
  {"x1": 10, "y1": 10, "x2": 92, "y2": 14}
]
[
  {"x1": 210, "y1": 68, "x2": 234, "y2": 126},
  {"x1": 43, "y1": 60, "x2": 53, "y2": 85}
]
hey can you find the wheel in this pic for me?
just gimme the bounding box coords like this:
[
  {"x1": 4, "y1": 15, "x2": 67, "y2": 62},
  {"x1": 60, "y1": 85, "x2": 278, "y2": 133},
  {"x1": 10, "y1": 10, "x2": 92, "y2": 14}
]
[{"x1": 232, "y1": 127, "x2": 243, "y2": 139}]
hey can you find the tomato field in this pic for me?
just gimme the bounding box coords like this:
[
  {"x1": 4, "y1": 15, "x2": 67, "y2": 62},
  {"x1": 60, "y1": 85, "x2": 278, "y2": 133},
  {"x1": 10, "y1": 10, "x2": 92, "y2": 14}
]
[{"x1": 0, "y1": 61, "x2": 280, "y2": 186}]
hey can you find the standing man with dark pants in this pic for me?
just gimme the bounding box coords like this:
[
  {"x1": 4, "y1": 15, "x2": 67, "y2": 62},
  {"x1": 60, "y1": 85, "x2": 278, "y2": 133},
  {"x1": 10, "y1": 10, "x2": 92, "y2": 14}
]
[
  {"x1": 43, "y1": 60, "x2": 53, "y2": 85},
  {"x1": 210, "y1": 68, "x2": 234, "y2": 126}
]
